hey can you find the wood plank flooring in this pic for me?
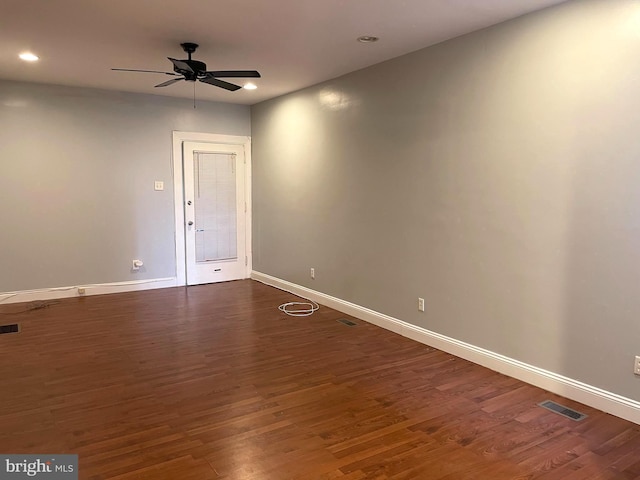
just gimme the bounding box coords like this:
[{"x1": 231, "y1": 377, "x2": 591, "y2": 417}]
[{"x1": 0, "y1": 279, "x2": 639, "y2": 479}]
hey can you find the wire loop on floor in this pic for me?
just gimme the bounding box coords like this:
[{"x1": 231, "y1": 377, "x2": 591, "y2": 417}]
[{"x1": 278, "y1": 299, "x2": 319, "y2": 317}]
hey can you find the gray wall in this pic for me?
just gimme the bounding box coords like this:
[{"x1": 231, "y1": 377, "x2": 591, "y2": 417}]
[
  {"x1": 251, "y1": 0, "x2": 640, "y2": 400},
  {"x1": 0, "y1": 80, "x2": 250, "y2": 291}
]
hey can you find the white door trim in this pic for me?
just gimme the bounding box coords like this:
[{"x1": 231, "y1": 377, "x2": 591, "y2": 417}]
[{"x1": 172, "y1": 131, "x2": 252, "y2": 286}]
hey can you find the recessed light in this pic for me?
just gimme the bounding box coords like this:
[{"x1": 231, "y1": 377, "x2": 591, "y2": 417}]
[
  {"x1": 357, "y1": 36, "x2": 379, "y2": 43},
  {"x1": 243, "y1": 83, "x2": 257, "y2": 90},
  {"x1": 19, "y1": 52, "x2": 39, "y2": 62}
]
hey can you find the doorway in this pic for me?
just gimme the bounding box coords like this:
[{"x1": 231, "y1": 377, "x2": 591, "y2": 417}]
[{"x1": 172, "y1": 132, "x2": 251, "y2": 285}]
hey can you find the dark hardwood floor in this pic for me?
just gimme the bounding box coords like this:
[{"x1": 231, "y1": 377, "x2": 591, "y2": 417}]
[{"x1": 1, "y1": 280, "x2": 639, "y2": 479}]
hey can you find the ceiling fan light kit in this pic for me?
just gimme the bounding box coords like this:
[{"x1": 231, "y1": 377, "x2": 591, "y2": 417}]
[{"x1": 112, "y1": 42, "x2": 260, "y2": 92}]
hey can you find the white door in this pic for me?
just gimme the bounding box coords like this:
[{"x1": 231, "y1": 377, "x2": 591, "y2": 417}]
[{"x1": 182, "y1": 141, "x2": 247, "y2": 285}]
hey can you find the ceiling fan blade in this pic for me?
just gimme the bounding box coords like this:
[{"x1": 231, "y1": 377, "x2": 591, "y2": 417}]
[
  {"x1": 199, "y1": 76, "x2": 242, "y2": 91},
  {"x1": 112, "y1": 68, "x2": 178, "y2": 75},
  {"x1": 155, "y1": 78, "x2": 185, "y2": 88},
  {"x1": 168, "y1": 58, "x2": 194, "y2": 73},
  {"x1": 205, "y1": 70, "x2": 261, "y2": 78}
]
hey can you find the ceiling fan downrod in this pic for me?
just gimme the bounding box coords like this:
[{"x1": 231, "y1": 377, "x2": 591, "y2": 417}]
[{"x1": 180, "y1": 42, "x2": 199, "y2": 61}]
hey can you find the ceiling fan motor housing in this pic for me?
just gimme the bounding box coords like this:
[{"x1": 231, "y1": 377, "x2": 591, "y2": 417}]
[
  {"x1": 175, "y1": 43, "x2": 206, "y2": 80},
  {"x1": 174, "y1": 59, "x2": 207, "y2": 80}
]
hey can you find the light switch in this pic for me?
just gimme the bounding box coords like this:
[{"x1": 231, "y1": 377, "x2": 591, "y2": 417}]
[{"x1": 154, "y1": 181, "x2": 164, "y2": 191}]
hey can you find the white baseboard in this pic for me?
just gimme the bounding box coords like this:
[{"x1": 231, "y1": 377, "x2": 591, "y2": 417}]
[
  {"x1": 0, "y1": 277, "x2": 178, "y2": 305},
  {"x1": 252, "y1": 271, "x2": 640, "y2": 425}
]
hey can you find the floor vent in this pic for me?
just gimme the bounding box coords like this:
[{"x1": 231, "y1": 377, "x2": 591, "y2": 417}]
[
  {"x1": 538, "y1": 400, "x2": 587, "y2": 421},
  {"x1": 337, "y1": 318, "x2": 357, "y2": 327},
  {"x1": 0, "y1": 324, "x2": 20, "y2": 335}
]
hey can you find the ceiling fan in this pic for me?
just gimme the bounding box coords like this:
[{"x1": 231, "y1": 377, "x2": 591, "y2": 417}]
[{"x1": 112, "y1": 42, "x2": 260, "y2": 91}]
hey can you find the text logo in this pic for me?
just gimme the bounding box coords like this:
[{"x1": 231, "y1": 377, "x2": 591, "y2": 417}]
[{"x1": 0, "y1": 455, "x2": 77, "y2": 480}]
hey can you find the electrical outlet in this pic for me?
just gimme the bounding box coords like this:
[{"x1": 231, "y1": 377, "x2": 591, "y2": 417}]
[
  {"x1": 310, "y1": 268, "x2": 315, "y2": 279},
  {"x1": 418, "y1": 297, "x2": 425, "y2": 312},
  {"x1": 77, "y1": 287, "x2": 86, "y2": 295},
  {"x1": 634, "y1": 356, "x2": 640, "y2": 375}
]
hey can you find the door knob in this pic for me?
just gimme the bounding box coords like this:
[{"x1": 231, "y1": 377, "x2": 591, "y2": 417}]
[{"x1": 188, "y1": 221, "x2": 194, "y2": 226}]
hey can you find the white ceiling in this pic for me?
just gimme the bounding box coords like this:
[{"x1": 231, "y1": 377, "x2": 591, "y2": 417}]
[{"x1": 0, "y1": 0, "x2": 567, "y2": 105}]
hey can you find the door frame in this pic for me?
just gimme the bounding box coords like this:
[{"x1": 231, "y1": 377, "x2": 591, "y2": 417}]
[{"x1": 172, "y1": 131, "x2": 252, "y2": 286}]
